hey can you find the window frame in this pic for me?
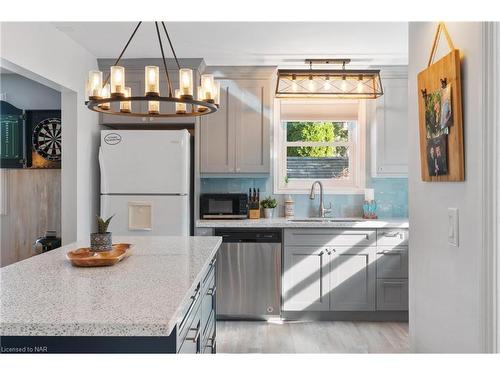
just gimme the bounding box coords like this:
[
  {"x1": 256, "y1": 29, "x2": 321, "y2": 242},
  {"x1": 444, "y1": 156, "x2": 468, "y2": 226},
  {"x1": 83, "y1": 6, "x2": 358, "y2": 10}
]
[{"x1": 272, "y1": 99, "x2": 366, "y2": 194}]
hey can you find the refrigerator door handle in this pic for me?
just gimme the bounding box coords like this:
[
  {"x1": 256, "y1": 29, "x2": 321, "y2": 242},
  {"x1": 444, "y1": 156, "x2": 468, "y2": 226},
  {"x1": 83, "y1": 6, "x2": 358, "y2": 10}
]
[{"x1": 98, "y1": 147, "x2": 108, "y2": 194}]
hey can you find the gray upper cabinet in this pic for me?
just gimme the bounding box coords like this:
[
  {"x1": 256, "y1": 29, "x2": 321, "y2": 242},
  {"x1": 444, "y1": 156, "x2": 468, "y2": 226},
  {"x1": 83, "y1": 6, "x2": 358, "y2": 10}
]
[
  {"x1": 370, "y1": 67, "x2": 408, "y2": 177},
  {"x1": 200, "y1": 84, "x2": 235, "y2": 173},
  {"x1": 330, "y1": 247, "x2": 376, "y2": 311},
  {"x1": 200, "y1": 79, "x2": 270, "y2": 174},
  {"x1": 283, "y1": 246, "x2": 330, "y2": 311}
]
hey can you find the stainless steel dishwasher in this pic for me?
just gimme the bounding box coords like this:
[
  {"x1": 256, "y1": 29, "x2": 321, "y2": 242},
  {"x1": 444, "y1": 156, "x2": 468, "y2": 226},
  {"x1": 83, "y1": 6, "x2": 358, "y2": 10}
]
[{"x1": 215, "y1": 228, "x2": 281, "y2": 320}]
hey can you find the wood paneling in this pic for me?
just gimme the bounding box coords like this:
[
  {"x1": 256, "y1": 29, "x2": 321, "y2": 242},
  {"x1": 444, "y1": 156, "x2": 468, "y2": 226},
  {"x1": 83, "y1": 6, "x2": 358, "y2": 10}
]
[{"x1": 0, "y1": 169, "x2": 61, "y2": 267}]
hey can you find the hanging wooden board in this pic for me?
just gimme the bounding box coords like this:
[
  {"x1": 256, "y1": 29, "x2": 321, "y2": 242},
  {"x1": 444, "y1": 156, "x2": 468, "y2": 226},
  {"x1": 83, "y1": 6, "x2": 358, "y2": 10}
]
[{"x1": 417, "y1": 23, "x2": 464, "y2": 182}]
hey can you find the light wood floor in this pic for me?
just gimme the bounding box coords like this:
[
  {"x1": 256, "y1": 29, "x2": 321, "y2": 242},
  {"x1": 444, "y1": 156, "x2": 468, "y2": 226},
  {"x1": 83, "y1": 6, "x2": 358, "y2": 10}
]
[{"x1": 217, "y1": 320, "x2": 409, "y2": 353}]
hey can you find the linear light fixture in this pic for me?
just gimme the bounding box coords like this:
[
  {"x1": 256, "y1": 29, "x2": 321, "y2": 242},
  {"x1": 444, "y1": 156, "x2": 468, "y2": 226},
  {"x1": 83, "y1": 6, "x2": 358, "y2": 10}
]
[{"x1": 275, "y1": 59, "x2": 383, "y2": 99}]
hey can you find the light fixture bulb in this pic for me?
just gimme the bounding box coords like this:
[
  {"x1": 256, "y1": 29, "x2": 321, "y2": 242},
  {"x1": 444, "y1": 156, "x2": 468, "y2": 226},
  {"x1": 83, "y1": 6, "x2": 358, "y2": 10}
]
[
  {"x1": 324, "y1": 76, "x2": 331, "y2": 90},
  {"x1": 175, "y1": 89, "x2": 187, "y2": 114},
  {"x1": 308, "y1": 76, "x2": 314, "y2": 91},
  {"x1": 341, "y1": 77, "x2": 347, "y2": 92}
]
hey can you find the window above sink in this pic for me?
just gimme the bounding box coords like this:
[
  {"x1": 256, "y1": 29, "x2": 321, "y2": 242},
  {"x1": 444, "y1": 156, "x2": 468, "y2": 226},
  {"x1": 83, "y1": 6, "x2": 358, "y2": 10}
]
[{"x1": 273, "y1": 99, "x2": 366, "y2": 194}]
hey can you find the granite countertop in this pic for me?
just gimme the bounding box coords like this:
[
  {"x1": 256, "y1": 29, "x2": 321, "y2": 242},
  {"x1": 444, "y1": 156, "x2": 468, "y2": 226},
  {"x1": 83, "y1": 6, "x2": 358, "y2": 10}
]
[
  {"x1": 0, "y1": 236, "x2": 222, "y2": 337},
  {"x1": 196, "y1": 217, "x2": 409, "y2": 229}
]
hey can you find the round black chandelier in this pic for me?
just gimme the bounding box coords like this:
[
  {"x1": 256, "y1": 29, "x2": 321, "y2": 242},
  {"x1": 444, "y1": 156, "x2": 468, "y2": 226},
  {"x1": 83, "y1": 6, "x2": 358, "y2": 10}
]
[{"x1": 85, "y1": 21, "x2": 219, "y2": 118}]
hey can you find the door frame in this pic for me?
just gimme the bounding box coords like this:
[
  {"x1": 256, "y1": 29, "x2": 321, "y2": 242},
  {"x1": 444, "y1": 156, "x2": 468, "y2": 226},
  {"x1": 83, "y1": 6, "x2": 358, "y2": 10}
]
[{"x1": 482, "y1": 21, "x2": 500, "y2": 353}]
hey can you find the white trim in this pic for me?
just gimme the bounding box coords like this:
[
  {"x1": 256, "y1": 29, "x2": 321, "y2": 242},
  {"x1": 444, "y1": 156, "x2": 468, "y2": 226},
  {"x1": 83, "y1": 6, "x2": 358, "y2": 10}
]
[
  {"x1": 273, "y1": 99, "x2": 366, "y2": 194},
  {"x1": 482, "y1": 22, "x2": 500, "y2": 353}
]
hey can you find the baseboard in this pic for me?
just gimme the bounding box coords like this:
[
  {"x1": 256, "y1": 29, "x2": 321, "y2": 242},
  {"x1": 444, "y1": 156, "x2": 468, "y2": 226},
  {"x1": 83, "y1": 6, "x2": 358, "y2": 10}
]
[{"x1": 281, "y1": 310, "x2": 408, "y2": 322}]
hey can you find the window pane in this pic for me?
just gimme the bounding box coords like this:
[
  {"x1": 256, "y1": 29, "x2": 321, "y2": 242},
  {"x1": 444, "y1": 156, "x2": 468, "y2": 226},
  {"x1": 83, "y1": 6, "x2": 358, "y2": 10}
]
[
  {"x1": 286, "y1": 146, "x2": 349, "y2": 179},
  {"x1": 286, "y1": 121, "x2": 349, "y2": 142}
]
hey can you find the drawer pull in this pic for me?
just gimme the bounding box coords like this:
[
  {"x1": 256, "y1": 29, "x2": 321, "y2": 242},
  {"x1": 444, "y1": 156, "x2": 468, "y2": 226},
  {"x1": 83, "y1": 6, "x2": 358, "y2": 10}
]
[
  {"x1": 205, "y1": 337, "x2": 216, "y2": 350},
  {"x1": 207, "y1": 286, "x2": 217, "y2": 296},
  {"x1": 381, "y1": 232, "x2": 403, "y2": 238},
  {"x1": 179, "y1": 287, "x2": 200, "y2": 330},
  {"x1": 383, "y1": 281, "x2": 405, "y2": 285},
  {"x1": 187, "y1": 326, "x2": 201, "y2": 342}
]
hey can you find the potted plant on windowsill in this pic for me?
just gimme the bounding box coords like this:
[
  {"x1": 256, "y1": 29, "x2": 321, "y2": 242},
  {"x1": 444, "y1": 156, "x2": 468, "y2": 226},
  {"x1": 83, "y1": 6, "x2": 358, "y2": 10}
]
[
  {"x1": 90, "y1": 215, "x2": 114, "y2": 252},
  {"x1": 261, "y1": 197, "x2": 278, "y2": 219}
]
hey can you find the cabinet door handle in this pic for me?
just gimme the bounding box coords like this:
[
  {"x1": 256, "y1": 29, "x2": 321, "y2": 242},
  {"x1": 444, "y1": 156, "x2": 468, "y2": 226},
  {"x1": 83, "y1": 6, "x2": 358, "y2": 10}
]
[
  {"x1": 187, "y1": 326, "x2": 201, "y2": 342},
  {"x1": 207, "y1": 286, "x2": 217, "y2": 296}
]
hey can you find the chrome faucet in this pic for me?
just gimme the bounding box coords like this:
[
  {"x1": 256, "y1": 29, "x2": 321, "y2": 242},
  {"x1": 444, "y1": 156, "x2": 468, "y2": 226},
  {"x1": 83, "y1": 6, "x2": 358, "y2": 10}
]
[{"x1": 309, "y1": 180, "x2": 332, "y2": 218}]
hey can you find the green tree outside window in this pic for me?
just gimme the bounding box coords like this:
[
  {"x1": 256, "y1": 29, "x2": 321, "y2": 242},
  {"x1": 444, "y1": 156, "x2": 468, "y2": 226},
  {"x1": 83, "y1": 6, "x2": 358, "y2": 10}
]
[{"x1": 286, "y1": 121, "x2": 348, "y2": 157}]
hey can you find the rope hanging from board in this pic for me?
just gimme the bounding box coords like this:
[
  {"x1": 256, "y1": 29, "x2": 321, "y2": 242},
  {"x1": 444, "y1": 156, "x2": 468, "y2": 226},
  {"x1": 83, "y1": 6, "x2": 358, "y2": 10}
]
[{"x1": 428, "y1": 22, "x2": 456, "y2": 67}]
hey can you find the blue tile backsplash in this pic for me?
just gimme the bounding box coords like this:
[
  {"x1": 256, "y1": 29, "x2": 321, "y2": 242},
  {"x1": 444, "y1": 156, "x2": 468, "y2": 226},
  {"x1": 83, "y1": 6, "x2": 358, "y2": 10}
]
[{"x1": 200, "y1": 177, "x2": 408, "y2": 219}]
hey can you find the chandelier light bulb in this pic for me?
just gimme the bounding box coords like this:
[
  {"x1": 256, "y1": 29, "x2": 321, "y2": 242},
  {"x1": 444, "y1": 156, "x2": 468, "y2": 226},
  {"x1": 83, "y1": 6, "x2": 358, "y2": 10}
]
[
  {"x1": 144, "y1": 66, "x2": 160, "y2": 96},
  {"x1": 148, "y1": 100, "x2": 160, "y2": 115},
  {"x1": 120, "y1": 87, "x2": 132, "y2": 113},
  {"x1": 179, "y1": 68, "x2": 194, "y2": 99},
  {"x1": 110, "y1": 66, "x2": 125, "y2": 97},
  {"x1": 98, "y1": 84, "x2": 111, "y2": 110},
  {"x1": 201, "y1": 74, "x2": 215, "y2": 102},
  {"x1": 87, "y1": 70, "x2": 103, "y2": 99},
  {"x1": 212, "y1": 81, "x2": 221, "y2": 106},
  {"x1": 175, "y1": 89, "x2": 187, "y2": 114},
  {"x1": 197, "y1": 86, "x2": 207, "y2": 112}
]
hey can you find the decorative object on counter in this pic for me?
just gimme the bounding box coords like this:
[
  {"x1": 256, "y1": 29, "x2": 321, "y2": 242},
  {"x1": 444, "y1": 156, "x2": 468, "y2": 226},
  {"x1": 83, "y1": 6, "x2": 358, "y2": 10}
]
[
  {"x1": 363, "y1": 188, "x2": 378, "y2": 219},
  {"x1": 276, "y1": 59, "x2": 383, "y2": 99},
  {"x1": 67, "y1": 243, "x2": 131, "y2": 267},
  {"x1": 85, "y1": 22, "x2": 219, "y2": 119},
  {"x1": 284, "y1": 194, "x2": 295, "y2": 218},
  {"x1": 90, "y1": 215, "x2": 114, "y2": 252},
  {"x1": 248, "y1": 188, "x2": 261, "y2": 219},
  {"x1": 418, "y1": 22, "x2": 464, "y2": 182},
  {"x1": 33, "y1": 230, "x2": 61, "y2": 254},
  {"x1": 261, "y1": 196, "x2": 278, "y2": 218}
]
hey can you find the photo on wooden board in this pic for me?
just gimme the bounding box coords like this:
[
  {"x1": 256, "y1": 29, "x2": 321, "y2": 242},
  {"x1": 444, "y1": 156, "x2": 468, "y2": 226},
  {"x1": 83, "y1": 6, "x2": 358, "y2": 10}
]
[
  {"x1": 424, "y1": 88, "x2": 448, "y2": 139},
  {"x1": 426, "y1": 134, "x2": 448, "y2": 177},
  {"x1": 440, "y1": 84, "x2": 453, "y2": 130}
]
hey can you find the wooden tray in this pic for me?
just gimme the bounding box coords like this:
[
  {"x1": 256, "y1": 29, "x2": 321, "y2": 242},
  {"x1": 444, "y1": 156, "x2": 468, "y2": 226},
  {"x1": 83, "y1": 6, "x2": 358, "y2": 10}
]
[{"x1": 67, "y1": 243, "x2": 132, "y2": 267}]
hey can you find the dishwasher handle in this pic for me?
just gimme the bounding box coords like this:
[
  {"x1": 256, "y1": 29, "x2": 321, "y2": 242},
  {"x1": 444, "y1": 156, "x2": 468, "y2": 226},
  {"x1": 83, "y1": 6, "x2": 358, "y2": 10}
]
[{"x1": 215, "y1": 229, "x2": 282, "y2": 243}]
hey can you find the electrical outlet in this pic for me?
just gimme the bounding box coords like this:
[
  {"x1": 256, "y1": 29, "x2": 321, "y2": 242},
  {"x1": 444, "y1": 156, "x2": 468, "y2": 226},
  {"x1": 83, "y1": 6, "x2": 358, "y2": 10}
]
[{"x1": 448, "y1": 208, "x2": 459, "y2": 247}]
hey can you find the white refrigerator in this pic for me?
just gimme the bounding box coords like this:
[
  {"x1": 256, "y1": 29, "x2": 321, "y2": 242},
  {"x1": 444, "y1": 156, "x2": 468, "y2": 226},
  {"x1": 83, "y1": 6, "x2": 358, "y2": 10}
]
[{"x1": 99, "y1": 129, "x2": 190, "y2": 236}]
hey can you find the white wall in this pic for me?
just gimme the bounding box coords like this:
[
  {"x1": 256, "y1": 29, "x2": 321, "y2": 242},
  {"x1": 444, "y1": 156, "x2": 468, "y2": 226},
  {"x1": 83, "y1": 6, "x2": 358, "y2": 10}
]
[
  {"x1": 0, "y1": 22, "x2": 100, "y2": 243},
  {"x1": 0, "y1": 73, "x2": 61, "y2": 110},
  {"x1": 408, "y1": 22, "x2": 487, "y2": 352}
]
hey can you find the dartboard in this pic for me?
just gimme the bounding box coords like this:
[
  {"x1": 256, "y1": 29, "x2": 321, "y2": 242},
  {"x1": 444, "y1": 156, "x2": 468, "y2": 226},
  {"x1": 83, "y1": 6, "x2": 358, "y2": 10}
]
[{"x1": 32, "y1": 118, "x2": 62, "y2": 161}]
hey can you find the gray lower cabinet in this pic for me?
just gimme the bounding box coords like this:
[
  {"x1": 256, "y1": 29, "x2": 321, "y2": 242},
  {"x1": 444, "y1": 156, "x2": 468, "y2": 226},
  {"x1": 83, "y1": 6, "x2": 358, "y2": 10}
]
[
  {"x1": 282, "y1": 245, "x2": 376, "y2": 312},
  {"x1": 283, "y1": 228, "x2": 409, "y2": 314},
  {"x1": 376, "y1": 279, "x2": 408, "y2": 311},
  {"x1": 282, "y1": 246, "x2": 330, "y2": 311},
  {"x1": 176, "y1": 256, "x2": 217, "y2": 353},
  {"x1": 330, "y1": 247, "x2": 376, "y2": 311}
]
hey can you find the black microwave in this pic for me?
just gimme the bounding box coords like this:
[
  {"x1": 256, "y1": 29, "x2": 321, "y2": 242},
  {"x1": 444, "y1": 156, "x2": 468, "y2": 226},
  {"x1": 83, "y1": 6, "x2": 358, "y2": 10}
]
[{"x1": 200, "y1": 193, "x2": 248, "y2": 219}]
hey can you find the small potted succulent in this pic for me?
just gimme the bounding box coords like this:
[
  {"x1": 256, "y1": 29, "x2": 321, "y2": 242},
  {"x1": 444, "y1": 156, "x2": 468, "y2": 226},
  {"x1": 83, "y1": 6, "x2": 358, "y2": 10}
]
[
  {"x1": 90, "y1": 215, "x2": 114, "y2": 252},
  {"x1": 261, "y1": 196, "x2": 278, "y2": 219}
]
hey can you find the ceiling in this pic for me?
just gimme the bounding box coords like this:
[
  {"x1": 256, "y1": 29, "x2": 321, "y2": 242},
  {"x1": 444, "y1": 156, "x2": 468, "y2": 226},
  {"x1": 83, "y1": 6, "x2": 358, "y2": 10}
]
[{"x1": 52, "y1": 22, "x2": 408, "y2": 67}]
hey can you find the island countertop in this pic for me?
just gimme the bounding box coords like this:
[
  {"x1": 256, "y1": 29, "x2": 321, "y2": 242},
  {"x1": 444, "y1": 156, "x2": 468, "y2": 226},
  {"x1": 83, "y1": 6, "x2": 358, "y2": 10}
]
[{"x1": 0, "y1": 236, "x2": 221, "y2": 337}]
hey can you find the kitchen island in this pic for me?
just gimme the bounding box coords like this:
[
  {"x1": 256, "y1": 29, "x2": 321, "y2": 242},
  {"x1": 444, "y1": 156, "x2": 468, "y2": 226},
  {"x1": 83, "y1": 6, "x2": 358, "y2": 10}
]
[{"x1": 0, "y1": 236, "x2": 221, "y2": 354}]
